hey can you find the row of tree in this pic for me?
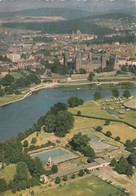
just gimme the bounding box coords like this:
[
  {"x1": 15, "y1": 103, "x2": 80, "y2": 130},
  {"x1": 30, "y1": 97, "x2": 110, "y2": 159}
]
[{"x1": 0, "y1": 73, "x2": 41, "y2": 96}]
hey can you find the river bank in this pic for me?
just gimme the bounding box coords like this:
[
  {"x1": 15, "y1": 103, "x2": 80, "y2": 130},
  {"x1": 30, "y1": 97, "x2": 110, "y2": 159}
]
[
  {"x1": 0, "y1": 82, "x2": 59, "y2": 107},
  {"x1": 0, "y1": 80, "x2": 136, "y2": 107}
]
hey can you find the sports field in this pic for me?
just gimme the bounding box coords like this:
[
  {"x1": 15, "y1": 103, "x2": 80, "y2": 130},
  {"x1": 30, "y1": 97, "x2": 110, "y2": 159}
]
[{"x1": 38, "y1": 175, "x2": 124, "y2": 196}]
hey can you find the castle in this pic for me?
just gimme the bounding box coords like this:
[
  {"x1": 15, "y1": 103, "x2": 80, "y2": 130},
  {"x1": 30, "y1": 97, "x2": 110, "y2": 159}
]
[{"x1": 75, "y1": 52, "x2": 107, "y2": 72}]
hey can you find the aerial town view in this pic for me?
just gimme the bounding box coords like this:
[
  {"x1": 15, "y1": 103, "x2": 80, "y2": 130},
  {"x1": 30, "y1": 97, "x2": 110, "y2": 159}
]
[{"x1": 0, "y1": 0, "x2": 136, "y2": 196}]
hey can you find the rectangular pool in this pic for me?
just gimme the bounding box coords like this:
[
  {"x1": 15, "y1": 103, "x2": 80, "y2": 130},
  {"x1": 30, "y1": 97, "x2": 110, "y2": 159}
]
[{"x1": 31, "y1": 147, "x2": 78, "y2": 164}]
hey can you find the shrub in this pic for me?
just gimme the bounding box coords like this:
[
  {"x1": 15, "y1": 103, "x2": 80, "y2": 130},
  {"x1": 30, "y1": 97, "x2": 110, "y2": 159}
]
[
  {"x1": 51, "y1": 165, "x2": 58, "y2": 173},
  {"x1": 104, "y1": 120, "x2": 110, "y2": 125},
  {"x1": 23, "y1": 140, "x2": 28, "y2": 147},
  {"x1": 71, "y1": 174, "x2": 75, "y2": 179},
  {"x1": 77, "y1": 111, "x2": 81, "y2": 116},
  {"x1": 78, "y1": 170, "x2": 84, "y2": 176},
  {"x1": 115, "y1": 136, "x2": 120, "y2": 142},
  {"x1": 105, "y1": 131, "x2": 112, "y2": 137},
  {"x1": 31, "y1": 137, "x2": 37, "y2": 144},
  {"x1": 62, "y1": 175, "x2": 67, "y2": 181},
  {"x1": 95, "y1": 126, "x2": 102, "y2": 132},
  {"x1": 110, "y1": 158, "x2": 116, "y2": 166},
  {"x1": 55, "y1": 177, "x2": 61, "y2": 184}
]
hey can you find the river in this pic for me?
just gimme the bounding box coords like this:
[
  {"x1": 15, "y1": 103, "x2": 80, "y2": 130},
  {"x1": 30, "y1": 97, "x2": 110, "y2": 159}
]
[{"x1": 0, "y1": 88, "x2": 136, "y2": 142}]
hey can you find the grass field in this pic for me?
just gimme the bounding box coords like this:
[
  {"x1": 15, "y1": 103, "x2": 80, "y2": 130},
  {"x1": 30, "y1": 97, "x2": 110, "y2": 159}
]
[
  {"x1": 37, "y1": 175, "x2": 123, "y2": 196},
  {"x1": 102, "y1": 122, "x2": 136, "y2": 143},
  {"x1": 0, "y1": 94, "x2": 24, "y2": 105},
  {"x1": 69, "y1": 100, "x2": 118, "y2": 120},
  {"x1": 0, "y1": 164, "x2": 16, "y2": 183}
]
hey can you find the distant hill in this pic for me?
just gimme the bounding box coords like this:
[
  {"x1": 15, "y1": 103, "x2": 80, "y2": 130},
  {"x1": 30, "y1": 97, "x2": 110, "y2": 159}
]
[
  {"x1": 117, "y1": 7, "x2": 136, "y2": 16},
  {"x1": 0, "y1": 7, "x2": 93, "y2": 20},
  {"x1": 2, "y1": 12, "x2": 135, "y2": 35},
  {"x1": 82, "y1": 12, "x2": 136, "y2": 21}
]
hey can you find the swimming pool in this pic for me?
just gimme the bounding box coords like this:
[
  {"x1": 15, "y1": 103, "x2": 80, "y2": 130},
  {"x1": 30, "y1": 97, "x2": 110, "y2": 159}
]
[{"x1": 31, "y1": 147, "x2": 78, "y2": 164}]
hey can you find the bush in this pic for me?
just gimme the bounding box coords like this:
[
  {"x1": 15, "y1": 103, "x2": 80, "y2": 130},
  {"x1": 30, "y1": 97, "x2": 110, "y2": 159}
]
[
  {"x1": 31, "y1": 138, "x2": 37, "y2": 144},
  {"x1": 71, "y1": 174, "x2": 75, "y2": 179},
  {"x1": 115, "y1": 136, "x2": 120, "y2": 142},
  {"x1": 77, "y1": 111, "x2": 81, "y2": 116},
  {"x1": 62, "y1": 175, "x2": 67, "y2": 181},
  {"x1": 87, "y1": 157, "x2": 94, "y2": 163},
  {"x1": 0, "y1": 178, "x2": 8, "y2": 192},
  {"x1": 95, "y1": 126, "x2": 102, "y2": 132},
  {"x1": 84, "y1": 169, "x2": 90, "y2": 174},
  {"x1": 110, "y1": 158, "x2": 116, "y2": 166},
  {"x1": 23, "y1": 140, "x2": 28, "y2": 147},
  {"x1": 67, "y1": 96, "x2": 84, "y2": 107},
  {"x1": 51, "y1": 165, "x2": 58, "y2": 173},
  {"x1": 31, "y1": 190, "x2": 35, "y2": 195},
  {"x1": 55, "y1": 177, "x2": 61, "y2": 184},
  {"x1": 78, "y1": 170, "x2": 84, "y2": 176},
  {"x1": 105, "y1": 131, "x2": 112, "y2": 137},
  {"x1": 104, "y1": 120, "x2": 110, "y2": 125}
]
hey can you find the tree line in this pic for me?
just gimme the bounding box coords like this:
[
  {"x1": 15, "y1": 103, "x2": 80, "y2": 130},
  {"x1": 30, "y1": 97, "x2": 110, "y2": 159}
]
[{"x1": 0, "y1": 73, "x2": 41, "y2": 97}]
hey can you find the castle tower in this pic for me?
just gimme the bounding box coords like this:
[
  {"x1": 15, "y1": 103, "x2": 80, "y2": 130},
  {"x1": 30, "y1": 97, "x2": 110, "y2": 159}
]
[
  {"x1": 63, "y1": 53, "x2": 68, "y2": 67},
  {"x1": 75, "y1": 55, "x2": 81, "y2": 71},
  {"x1": 101, "y1": 55, "x2": 107, "y2": 68}
]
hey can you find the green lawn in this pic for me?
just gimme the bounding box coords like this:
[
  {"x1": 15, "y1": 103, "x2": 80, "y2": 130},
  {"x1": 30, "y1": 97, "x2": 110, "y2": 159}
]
[
  {"x1": 0, "y1": 164, "x2": 16, "y2": 183},
  {"x1": 69, "y1": 100, "x2": 118, "y2": 120},
  {"x1": 0, "y1": 94, "x2": 24, "y2": 105},
  {"x1": 38, "y1": 175, "x2": 123, "y2": 196}
]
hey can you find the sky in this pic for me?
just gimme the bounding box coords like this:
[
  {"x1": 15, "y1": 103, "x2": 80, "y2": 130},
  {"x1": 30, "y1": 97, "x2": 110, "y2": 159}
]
[{"x1": 0, "y1": 0, "x2": 135, "y2": 12}]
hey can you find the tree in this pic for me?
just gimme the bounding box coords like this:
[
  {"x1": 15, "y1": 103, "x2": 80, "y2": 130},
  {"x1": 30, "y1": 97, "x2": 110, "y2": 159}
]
[
  {"x1": 81, "y1": 145, "x2": 95, "y2": 157},
  {"x1": 67, "y1": 96, "x2": 84, "y2": 107},
  {"x1": 111, "y1": 88, "x2": 119, "y2": 98},
  {"x1": 115, "y1": 136, "x2": 120, "y2": 142},
  {"x1": 44, "y1": 114, "x2": 56, "y2": 133},
  {"x1": 87, "y1": 157, "x2": 94, "y2": 163},
  {"x1": 0, "y1": 178, "x2": 7, "y2": 192},
  {"x1": 13, "y1": 162, "x2": 29, "y2": 183},
  {"x1": 77, "y1": 111, "x2": 81, "y2": 116},
  {"x1": 79, "y1": 68, "x2": 86, "y2": 74},
  {"x1": 50, "y1": 102, "x2": 67, "y2": 115},
  {"x1": 125, "y1": 140, "x2": 132, "y2": 148},
  {"x1": 127, "y1": 153, "x2": 136, "y2": 166},
  {"x1": 125, "y1": 164, "x2": 133, "y2": 176},
  {"x1": 110, "y1": 158, "x2": 116, "y2": 166},
  {"x1": 51, "y1": 165, "x2": 58, "y2": 173},
  {"x1": 104, "y1": 120, "x2": 110, "y2": 126},
  {"x1": 0, "y1": 89, "x2": 5, "y2": 96},
  {"x1": 71, "y1": 174, "x2": 75, "y2": 179},
  {"x1": 62, "y1": 175, "x2": 67, "y2": 181},
  {"x1": 31, "y1": 138, "x2": 37, "y2": 144},
  {"x1": 55, "y1": 177, "x2": 61, "y2": 184},
  {"x1": 69, "y1": 132, "x2": 95, "y2": 157},
  {"x1": 95, "y1": 126, "x2": 102, "y2": 132},
  {"x1": 105, "y1": 131, "x2": 112, "y2": 137},
  {"x1": 1, "y1": 74, "x2": 14, "y2": 86},
  {"x1": 93, "y1": 91, "x2": 102, "y2": 100},
  {"x1": 23, "y1": 140, "x2": 28, "y2": 147},
  {"x1": 131, "y1": 139, "x2": 136, "y2": 147},
  {"x1": 123, "y1": 89, "x2": 131, "y2": 98},
  {"x1": 88, "y1": 72, "x2": 95, "y2": 81},
  {"x1": 69, "y1": 132, "x2": 90, "y2": 151},
  {"x1": 78, "y1": 170, "x2": 84, "y2": 176},
  {"x1": 32, "y1": 157, "x2": 44, "y2": 178},
  {"x1": 55, "y1": 111, "x2": 74, "y2": 137},
  {"x1": 115, "y1": 156, "x2": 128, "y2": 174}
]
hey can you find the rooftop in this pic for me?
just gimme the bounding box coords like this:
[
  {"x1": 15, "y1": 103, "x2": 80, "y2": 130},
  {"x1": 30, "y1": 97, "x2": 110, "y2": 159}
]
[{"x1": 124, "y1": 99, "x2": 136, "y2": 110}]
